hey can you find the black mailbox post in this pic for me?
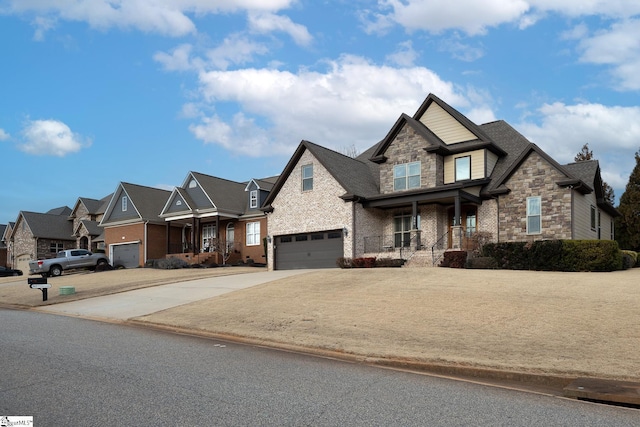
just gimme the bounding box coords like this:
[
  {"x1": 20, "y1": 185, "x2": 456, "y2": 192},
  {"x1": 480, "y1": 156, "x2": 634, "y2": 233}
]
[{"x1": 28, "y1": 277, "x2": 51, "y2": 301}]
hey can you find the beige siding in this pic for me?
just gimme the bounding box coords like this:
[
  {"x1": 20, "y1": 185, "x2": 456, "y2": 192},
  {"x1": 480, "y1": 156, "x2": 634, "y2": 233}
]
[
  {"x1": 444, "y1": 149, "x2": 486, "y2": 184},
  {"x1": 420, "y1": 102, "x2": 477, "y2": 144},
  {"x1": 572, "y1": 191, "x2": 614, "y2": 240}
]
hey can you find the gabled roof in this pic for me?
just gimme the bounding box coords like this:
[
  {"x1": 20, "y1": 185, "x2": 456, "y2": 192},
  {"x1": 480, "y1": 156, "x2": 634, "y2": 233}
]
[
  {"x1": 263, "y1": 140, "x2": 380, "y2": 209},
  {"x1": 18, "y1": 211, "x2": 74, "y2": 240},
  {"x1": 244, "y1": 176, "x2": 278, "y2": 192},
  {"x1": 370, "y1": 94, "x2": 506, "y2": 162},
  {"x1": 0, "y1": 224, "x2": 6, "y2": 247},
  {"x1": 101, "y1": 182, "x2": 171, "y2": 225},
  {"x1": 70, "y1": 196, "x2": 111, "y2": 219},
  {"x1": 46, "y1": 206, "x2": 72, "y2": 216},
  {"x1": 565, "y1": 160, "x2": 619, "y2": 216},
  {"x1": 190, "y1": 172, "x2": 247, "y2": 215},
  {"x1": 488, "y1": 143, "x2": 593, "y2": 196},
  {"x1": 75, "y1": 219, "x2": 103, "y2": 236}
]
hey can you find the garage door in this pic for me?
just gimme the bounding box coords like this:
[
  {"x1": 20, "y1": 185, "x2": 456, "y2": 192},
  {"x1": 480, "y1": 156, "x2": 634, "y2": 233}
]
[
  {"x1": 112, "y1": 243, "x2": 140, "y2": 268},
  {"x1": 275, "y1": 230, "x2": 343, "y2": 270},
  {"x1": 16, "y1": 254, "x2": 32, "y2": 274}
]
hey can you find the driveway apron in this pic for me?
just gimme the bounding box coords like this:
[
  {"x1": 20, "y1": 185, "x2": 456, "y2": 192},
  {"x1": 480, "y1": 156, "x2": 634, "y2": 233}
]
[{"x1": 36, "y1": 270, "x2": 311, "y2": 321}]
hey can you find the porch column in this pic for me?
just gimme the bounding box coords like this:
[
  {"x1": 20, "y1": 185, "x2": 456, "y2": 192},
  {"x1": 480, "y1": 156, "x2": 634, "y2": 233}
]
[
  {"x1": 411, "y1": 201, "x2": 421, "y2": 250},
  {"x1": 452, "y1": 195, "x2": 462, "y2": 249},
  {"x1": 192, "y1": 217, "x2": 198, "y2": 253}
]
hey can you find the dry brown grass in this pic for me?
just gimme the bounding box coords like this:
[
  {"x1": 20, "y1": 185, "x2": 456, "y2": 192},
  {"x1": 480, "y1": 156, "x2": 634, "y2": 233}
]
[
  {"x1": 0, "y1": 266, "x2": 261, "y2": 307},
  {"x1": 135, "y1": 268, "x2": 640, "y2": 381}
]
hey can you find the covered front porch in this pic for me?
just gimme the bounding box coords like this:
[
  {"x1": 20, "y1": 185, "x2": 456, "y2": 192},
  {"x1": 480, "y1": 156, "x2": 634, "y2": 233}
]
[
  {"x1": 163, "y1": 215, "x2": 242, "y2": 266},
  {"x1": 360, "y1": 186, "x2": 489, "y2": 265}
]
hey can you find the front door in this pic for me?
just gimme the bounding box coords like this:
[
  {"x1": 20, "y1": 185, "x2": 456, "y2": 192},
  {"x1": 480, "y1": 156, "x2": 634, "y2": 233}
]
[{"x1": 448, "y1": 206, "x2": 477, "y2": 249}]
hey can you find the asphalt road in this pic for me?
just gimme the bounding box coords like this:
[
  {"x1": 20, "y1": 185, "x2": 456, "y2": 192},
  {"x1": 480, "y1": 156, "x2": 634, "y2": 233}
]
[{"x1": 1, "y1": 309, "x2": 638, "y2": 426}]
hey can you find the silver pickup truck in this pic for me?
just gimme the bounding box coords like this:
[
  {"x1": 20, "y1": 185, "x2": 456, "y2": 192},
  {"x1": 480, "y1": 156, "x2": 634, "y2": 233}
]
[{"x1": 29, "y1": 249, "x2": 110, "y2": 277}]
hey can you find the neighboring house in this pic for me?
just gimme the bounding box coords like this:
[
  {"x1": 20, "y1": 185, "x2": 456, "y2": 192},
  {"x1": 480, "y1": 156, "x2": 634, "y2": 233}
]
[
  {"x1": 8, "y1": 207, "x2": 74, "y2": 273},
  {"x1": 159, "y1": 171, "x2": 276, "y2": 266},
  {"x1": 100, "y1": 182, "x2": 179, "y2": 268},
  {"x1": 70, "y1": 195, "x2": 111, "y2": 252},
  {"x1": 0, "y1": 224, "x2": 8, "y2": 267},
  {"x1": 262, "y1": 93, "x2": 619, "y2": 270}
]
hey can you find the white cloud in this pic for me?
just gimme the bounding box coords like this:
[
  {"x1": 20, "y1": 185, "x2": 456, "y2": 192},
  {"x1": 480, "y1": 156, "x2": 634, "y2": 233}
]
[
  {"x1": 365, "y1": 1, "x2": 640, "y2": 36},
  {"x1": 154, "y1": 44, "x2": 197, "y2": 71},
  {"x1": 188, "y1": 55, "x2": 487, "y2": 156},
  {"x1": 205, "y1": 34, "x2": 269, "y2": 70},
  {"x1": 365, "y1": 0, "x2": 530, "y2": 36},
  {"x1": 385, "y1": 40, "x2": 419, "y2": 67},
  {"x1": 4, "y1": 0, "x2": 298, "y2": 38},
  {"x1": 517, "y1": 101, "x2": 640, "y2": 197},
  {"x1": 575, "y1": 18, "x2": 640, "y2": 90},
  {"x1": 19, "y1": 119, "x2": 91, "y2": 156},
  {"x1": 248, "y1": 12, "x2": 313, "y2": 47},
  {"x1": 0, "y1": 129, "x2": 10, "y2": 141}
]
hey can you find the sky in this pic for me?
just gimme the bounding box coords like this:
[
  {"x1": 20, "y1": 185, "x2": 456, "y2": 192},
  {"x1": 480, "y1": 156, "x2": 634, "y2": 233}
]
[{"x1": 1, "y1": 0, "x2": 640, "y2": 225}]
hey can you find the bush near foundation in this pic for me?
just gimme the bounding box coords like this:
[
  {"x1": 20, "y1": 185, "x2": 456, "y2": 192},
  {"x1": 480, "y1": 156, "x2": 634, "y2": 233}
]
[
  {"x1": 621, "y1": 250, "x2": 638, "y2": 269},
  {"x1": 336, "y1": 257, "x2": 404, "y2": 268},
  {"x1": 439, "y1": 250, "x2": 468, "y2": 268},
  {"x1": 481, "y1": 240, "x2": 623, "y2": 272}
]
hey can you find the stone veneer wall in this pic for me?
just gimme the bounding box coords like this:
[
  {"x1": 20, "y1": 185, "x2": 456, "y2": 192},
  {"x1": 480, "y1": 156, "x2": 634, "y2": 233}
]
[
  {"x1": 498, "y1": 151, "x2": 572, "y2": 242},
  {"x1": 379, "y1": 126, "x2": 442, "y2": 194},
  {"x1": 267, "y1": 150, "x2": 353, "y2": 270}
]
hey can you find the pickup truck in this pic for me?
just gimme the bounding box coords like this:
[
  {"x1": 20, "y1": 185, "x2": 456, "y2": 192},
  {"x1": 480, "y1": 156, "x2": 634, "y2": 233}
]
[{"x1": 29, "y1": 249, "x2": 110, "y2": 277}]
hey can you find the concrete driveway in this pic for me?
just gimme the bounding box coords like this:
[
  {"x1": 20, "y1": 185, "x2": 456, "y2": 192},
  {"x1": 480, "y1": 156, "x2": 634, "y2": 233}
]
[{"x1": 36, "y1": 269, "x2": 311, "y2": 321}]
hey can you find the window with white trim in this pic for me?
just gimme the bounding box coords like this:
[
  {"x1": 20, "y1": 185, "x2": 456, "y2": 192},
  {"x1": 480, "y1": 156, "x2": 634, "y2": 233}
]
[
  {"x1": 122, "y1": 196, "x2": 128, "y2": 212},
  {"x1": 393, "y1": 162, "x2": 421, "y2": 191},
  {"x1": 455, "y1": 156, "x2": 471, "y2": 181},
  {"x1": 590, "y1": 205, "x2": 597, "y2": 231},
  {"x1": 246, "y1": 222, "x2": 260, "y2": 246},
  {"x1": 250, "y1": 190, "x2": 258, "y2": 209},
  {"x1": 526, "y1": 196, "x2": 541, "y2": 234},
  {"x1": 302, "y1": 164, "x2": 313, "y2": 191}
]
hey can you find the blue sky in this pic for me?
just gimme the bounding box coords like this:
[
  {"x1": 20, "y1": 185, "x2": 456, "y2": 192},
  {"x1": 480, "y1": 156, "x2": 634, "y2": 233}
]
[{"x1": 1, "y1": 1, "x2": 639, "y2": 225}]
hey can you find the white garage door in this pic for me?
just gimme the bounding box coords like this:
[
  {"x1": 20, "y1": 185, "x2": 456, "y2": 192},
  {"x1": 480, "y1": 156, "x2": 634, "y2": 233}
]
[
  {"x1": 112, "y1": 243, "x2": 140, "y2": 268},
  {"x1": 275, "y1": 230, "x2": 343, "y2": 270},
  {"x1": 16, "y1": 254, "x2": 32, "y2": 274}
]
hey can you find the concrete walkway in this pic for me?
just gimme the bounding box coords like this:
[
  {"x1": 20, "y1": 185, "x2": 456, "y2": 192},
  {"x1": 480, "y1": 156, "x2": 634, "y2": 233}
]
[{"x1": 36, "y1": 269, "x2": 311, "y2": 321}]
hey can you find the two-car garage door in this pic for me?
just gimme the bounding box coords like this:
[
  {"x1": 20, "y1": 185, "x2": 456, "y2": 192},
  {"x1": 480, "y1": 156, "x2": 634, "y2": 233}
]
[{"x1": 274, "y1": 230, "x2": 343, "y2": 270}]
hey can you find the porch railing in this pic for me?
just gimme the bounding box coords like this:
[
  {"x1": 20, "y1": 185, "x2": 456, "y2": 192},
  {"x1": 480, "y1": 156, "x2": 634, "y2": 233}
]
[
  {"x1": 363, "y1": 233, "x2": 425, "y2": 258},
  {"x1": 431, "y1": 230, "x2": 449, "y2": 266}
]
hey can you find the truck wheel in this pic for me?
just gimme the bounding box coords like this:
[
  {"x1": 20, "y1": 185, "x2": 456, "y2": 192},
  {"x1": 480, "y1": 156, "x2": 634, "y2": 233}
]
[
  {"x1": 97, "y1": 259, "x2": 108, "y2": 266},
  {"x1": 50, "y1": 265, "x2": 63, "y2": 277}
]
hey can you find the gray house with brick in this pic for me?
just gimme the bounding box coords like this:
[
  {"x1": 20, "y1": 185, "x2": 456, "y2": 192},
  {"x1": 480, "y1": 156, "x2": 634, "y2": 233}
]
[
  {"x1": 160, "y1": 171, "x2": 277, "y2": 266},
  {"x1": 262, "y1": 93, "x2": 618, "y2": 270}
]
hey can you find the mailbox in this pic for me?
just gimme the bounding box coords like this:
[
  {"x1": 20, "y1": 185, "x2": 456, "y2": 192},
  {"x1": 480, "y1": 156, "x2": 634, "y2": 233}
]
[{"x1": 28, "y1": 277, "x2": 51, "y2": 301}]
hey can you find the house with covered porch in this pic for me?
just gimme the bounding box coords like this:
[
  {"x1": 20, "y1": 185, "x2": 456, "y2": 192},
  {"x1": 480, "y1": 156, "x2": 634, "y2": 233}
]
[
  {"x1": 262, "y1": 93, "x2": 618, "y2": 270},
  {"x1": 160, "y1": 171, "x2": 276, "y2": 265}
]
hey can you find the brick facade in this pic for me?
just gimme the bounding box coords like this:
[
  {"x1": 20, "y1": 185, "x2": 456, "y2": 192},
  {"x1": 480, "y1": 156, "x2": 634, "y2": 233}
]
[{"x1": 267, "y1": 150, "x2": 354, "y2": 270}]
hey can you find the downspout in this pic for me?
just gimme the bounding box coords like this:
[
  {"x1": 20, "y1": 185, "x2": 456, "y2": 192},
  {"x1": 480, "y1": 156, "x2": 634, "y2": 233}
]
[
  {"x1": 144, "y1": 221, "x2": 148, "y2": 265},
  {"x1": 351, "y1": 201, "x2": 356, "y2": 258}
]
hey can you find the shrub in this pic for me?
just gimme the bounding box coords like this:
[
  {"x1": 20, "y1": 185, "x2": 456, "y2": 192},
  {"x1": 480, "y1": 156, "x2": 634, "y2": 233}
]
[
  {"x1": 621, "y1": 250, "x2": 638, "y2": 270},
  {"x1": 466, "y1": 256, "x2": 498, "y2": 269},
  {"x1": 153, "y1": 257, "x2": 189, "y2": 270},
  {"x1": 352, "y1": 257, "x2": 376, "y2": 268},
  {"x1": 336, "y1": 257, "x2": 352, "y2": 268},
  {"x1": 375, "y1": 258, "x2": 405, "y2": 268},
  {"x1": 439, "y1": 251, "x2": 467, "y2": 268},
  {"x1": 482, "y1": 240, "x2": 623, "y2": 272}
]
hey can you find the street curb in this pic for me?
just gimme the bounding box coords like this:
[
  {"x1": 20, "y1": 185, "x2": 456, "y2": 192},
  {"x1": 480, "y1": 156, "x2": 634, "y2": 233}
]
[{"x1": 128, "y1": 319, "x2": 577, "y2": 395}]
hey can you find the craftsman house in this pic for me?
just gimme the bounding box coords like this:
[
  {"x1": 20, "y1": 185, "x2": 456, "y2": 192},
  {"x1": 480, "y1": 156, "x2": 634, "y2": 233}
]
[
  {"x1": 99, "y1": 182, "x2": 180, "y2": 268},
  {"x1": 159, "y1": 171, "x2": 276, "y2": 266},
  {"x1": 262, "y1": 93, "x2": 618, "y2": 270}
]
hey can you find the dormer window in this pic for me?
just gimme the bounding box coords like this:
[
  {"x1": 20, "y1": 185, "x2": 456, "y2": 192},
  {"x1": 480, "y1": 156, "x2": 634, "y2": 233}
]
[
  {"x1": 393, "y1": 162, "x2": 420, "y2": 191},
  {"x1": 455, "y1": 156, "x2": 471, "y2": 181},
  {"x1": 250, "y1": 190, "x2": 258, "y2": 209}
]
